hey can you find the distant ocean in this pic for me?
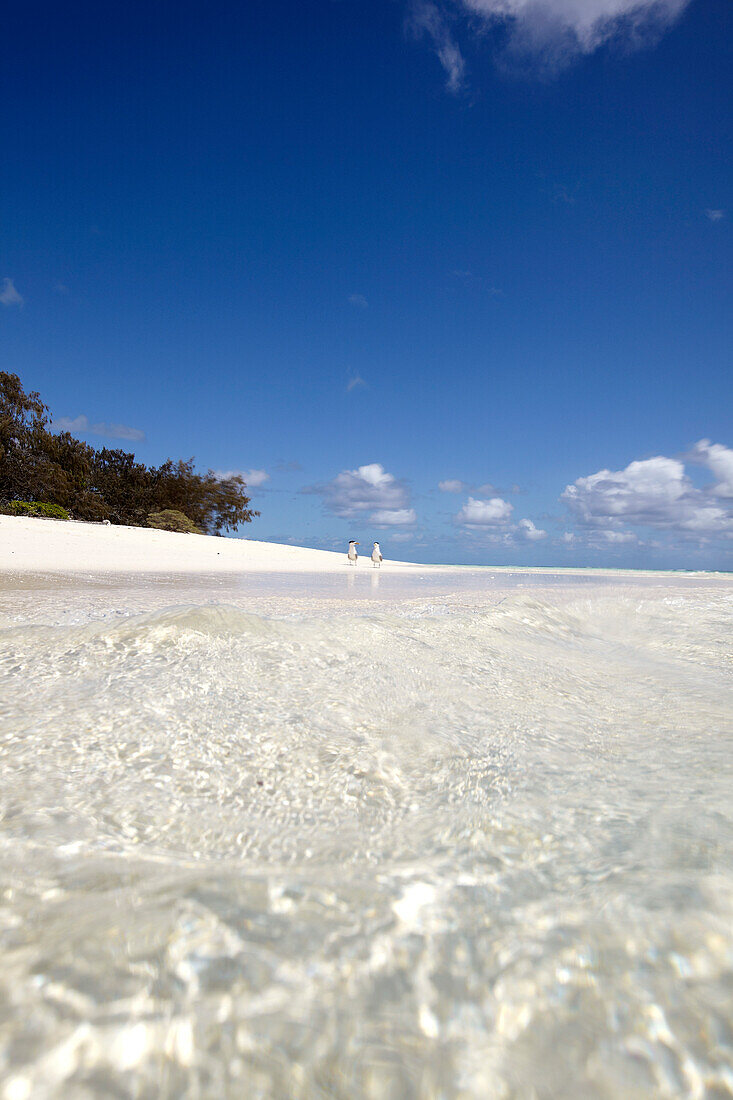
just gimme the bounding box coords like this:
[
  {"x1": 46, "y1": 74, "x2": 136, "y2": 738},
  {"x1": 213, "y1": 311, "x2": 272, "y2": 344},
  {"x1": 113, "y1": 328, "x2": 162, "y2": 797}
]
[{"x1": 1, "y1": 571, "x2": 731, "y2": 1097}]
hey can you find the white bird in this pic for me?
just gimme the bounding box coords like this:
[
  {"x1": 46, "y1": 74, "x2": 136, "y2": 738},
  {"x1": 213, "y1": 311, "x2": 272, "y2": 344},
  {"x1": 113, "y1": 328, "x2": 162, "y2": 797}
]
[
  {"x1": 371, "y1": 541, "x2": 383, "y2": 567},
  {"x1": 347, "y1": 540, "x2": 359, "y2": 565}
]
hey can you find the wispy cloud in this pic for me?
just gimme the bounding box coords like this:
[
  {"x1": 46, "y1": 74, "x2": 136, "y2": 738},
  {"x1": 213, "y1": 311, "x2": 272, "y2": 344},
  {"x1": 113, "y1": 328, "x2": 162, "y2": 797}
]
[
  {"x1": 346, "y1": 374, "x2": 367, "y2": 392},
  {"x1": 408, "y1": 1, "x2": 466, "y2": 91},
  {"x1": 601, "y1": 529, "x2": 638, "y2": 544},
  {"x1": 348, "y1": 293, "x2": 368, "y2": 309},
  {"x1": 0, "y1": 278, "x2": 24, "y2": 307},
  {"x1": 410, "y1": 0, "x2": 690, "y2": 83},
  {"x1": 215, "y1": 468, "x2": 270, "y2": 488},
  {"x1": 450, "y1": 269, "x2": 504, "y2": 296},
  {"x1": 438, "y1": 478, "x2": 466, "y2": 493},
  {"x1": 561, "y1": 441, "x2": 733, "y2": 542},
  {"x1": 705, "y1": 209, "x2": 725, "y2": 222},
  {"x1": 53, "y1": 414, "x2": 145, "y2": 442},
  {"x1": 440, "y1": 478, "x2": 503, "y2": 495},
  {"x1": 307, "y1": 462, "x2": 416, "y2": 527}
]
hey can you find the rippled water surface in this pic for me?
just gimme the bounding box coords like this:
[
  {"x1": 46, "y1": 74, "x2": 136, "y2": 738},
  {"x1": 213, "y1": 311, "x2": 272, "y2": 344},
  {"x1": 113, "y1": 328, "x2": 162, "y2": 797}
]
[{"x1": 1, "y1": 570, "x2": 732, "y2": 1098}]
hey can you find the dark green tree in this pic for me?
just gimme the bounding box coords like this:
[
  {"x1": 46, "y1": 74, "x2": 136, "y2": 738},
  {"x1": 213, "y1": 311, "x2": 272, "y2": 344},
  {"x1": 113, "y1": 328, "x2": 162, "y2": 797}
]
[
  {"x1": 1, "y1": 372, "x2": 108, "y2": 518},
  {"x1": 1, "y1": 371, "x2": 52, "y2": 501},
  {"x1": 91, "y1": 448, "x2": 156, "y2": 526},
  {"x1": 0, "y1": 372, "x2": 259, "y2": 533}
]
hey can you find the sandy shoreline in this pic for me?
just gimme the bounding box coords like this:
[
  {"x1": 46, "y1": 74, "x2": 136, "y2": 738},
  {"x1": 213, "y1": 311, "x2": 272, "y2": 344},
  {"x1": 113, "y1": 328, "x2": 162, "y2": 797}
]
[
  {"x1": 0, "y1": 515, "x2": 434, "y2": 575},
  {"x1": 1, "y1": 515, "x2": 728, "y2": 580}
]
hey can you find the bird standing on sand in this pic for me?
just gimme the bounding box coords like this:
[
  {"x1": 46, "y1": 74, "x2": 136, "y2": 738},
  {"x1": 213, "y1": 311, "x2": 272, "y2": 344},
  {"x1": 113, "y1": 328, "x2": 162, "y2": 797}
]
[
  {"x1": 347, "y1": 540, "x2": 359, "y2": 565},
  {"x1": 371, "y1": 542, "x2": 383, "y2": 567}
]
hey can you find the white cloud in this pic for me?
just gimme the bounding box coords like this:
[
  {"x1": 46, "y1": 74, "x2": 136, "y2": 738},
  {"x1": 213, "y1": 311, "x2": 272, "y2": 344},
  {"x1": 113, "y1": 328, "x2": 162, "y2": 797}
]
[
  {"x1": 412, "y1": 0, "x2": 690, "y2": 82},
  {"x1": 563, "y1": 456, "x2": 687, "y2": 521},
  {"x1": 310, "y1": 462, "x2": 416, "y2": 526},
  {"x1": 562, "y1": 443, "x2": 733, "y2": 540},
  {"x1": 216, "y1": 468, "x2": 270, "y2": 488},
  {"x1": 0, "y1": 278, "x2": 24, "y2": 307},
  {"x1": 348, "y1": 294, "x2": 368, "y2": 308},
  {"x1": 439, "y1": 478, "x2": 466, "y2": 493},
  {"x1": 53, "y1": 415, "x2": 145, "y2": 442},
  {"x1": 518, "y1": 517, "x2": 547, "y2": 541},
  {"x1": 371, "y1": 508, "x2": 418, "y2": 527},
  {"x1": 464, "y1": 0, "x2": 689, "y2": 48},
  {"x1": 691, "y1": 440, "x2": 733, "y2": 499},
  {"x1": 705, "y1": 209, "x2": 725, "y2": 222},
  {"x1": 455, "y1": 495, "x2": 513, "y2": 527},
  {"x1": 455, "y1": 502, "x2": 546, "y2": 543}
]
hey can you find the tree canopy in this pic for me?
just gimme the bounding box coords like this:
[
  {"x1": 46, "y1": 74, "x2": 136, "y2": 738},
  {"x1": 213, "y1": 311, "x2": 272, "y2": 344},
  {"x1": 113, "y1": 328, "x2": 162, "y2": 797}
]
[{"x1": 0, "y1": 372, "x2": 259, "y2": 534}]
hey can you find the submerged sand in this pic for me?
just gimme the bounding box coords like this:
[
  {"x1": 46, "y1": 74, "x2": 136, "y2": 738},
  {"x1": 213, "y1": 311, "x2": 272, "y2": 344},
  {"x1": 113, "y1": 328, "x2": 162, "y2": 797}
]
[{"x1": 1, "y1": 517, "x2": 732, "y2": 1098}]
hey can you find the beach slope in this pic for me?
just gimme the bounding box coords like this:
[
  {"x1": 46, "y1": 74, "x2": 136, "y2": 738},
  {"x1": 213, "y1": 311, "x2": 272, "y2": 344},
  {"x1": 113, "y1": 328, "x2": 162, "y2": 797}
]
[{"x1": 0, "y1": 515, "x2": 428, "y2": 575}]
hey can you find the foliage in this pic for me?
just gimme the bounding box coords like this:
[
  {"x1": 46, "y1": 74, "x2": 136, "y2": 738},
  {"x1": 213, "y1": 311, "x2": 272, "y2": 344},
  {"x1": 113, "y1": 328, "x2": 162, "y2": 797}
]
[
  {"x1": 0, "y1": 372, "x2": 259, "y2": 533},
  {"x1": 2, "y1": 500, "x2": 70, "y2": 520},
  {"x1": 147, "y1": 509, "x2": 201, "y2": 534}
]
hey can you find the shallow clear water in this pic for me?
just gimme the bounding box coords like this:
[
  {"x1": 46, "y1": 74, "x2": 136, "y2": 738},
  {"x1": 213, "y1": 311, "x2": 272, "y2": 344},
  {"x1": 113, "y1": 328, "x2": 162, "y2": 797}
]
[{"x1": 1, "y1": 571, "x2": 732, "y2": 1098}]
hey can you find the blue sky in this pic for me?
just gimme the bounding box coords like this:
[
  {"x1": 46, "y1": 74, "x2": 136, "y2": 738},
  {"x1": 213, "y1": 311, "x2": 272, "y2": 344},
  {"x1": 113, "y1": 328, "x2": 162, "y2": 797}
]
[{"x1": 2, "y1": 0, "x2": 731, "y2": 567}]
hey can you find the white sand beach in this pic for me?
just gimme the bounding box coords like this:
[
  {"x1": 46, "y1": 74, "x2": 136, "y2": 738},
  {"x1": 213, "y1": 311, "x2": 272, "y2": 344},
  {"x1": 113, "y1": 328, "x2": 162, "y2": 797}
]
[
  {"x1": 1, "y1": 515, "x2": 723, "y2": 582},
  {"x1": 0, "y1": 515, "x2": 433, "y2": 575}
]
